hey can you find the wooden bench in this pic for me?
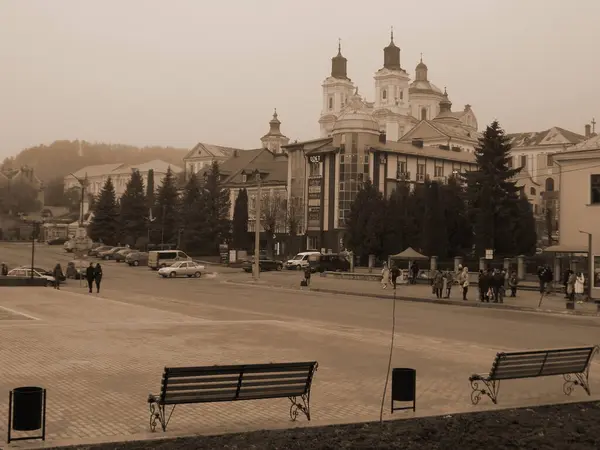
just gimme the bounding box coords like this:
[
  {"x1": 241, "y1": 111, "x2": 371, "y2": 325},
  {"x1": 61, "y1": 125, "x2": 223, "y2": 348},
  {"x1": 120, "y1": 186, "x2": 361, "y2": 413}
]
[
  {"x1": 469, "y1": 346, "x2": 599, "y2": 405},
  {"x1": 147, "y1": 361, "x2": 318, "y2": 432}
]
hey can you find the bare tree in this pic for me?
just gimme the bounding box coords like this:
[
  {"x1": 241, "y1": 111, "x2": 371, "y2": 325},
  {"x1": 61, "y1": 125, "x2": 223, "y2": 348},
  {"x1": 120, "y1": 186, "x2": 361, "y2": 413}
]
[
  {"x1": 261, "y1": 191, "x2": 286, "y2": 257},
  {"x1": 285, "y1": 195, "x2": 304, "y2": 256}
]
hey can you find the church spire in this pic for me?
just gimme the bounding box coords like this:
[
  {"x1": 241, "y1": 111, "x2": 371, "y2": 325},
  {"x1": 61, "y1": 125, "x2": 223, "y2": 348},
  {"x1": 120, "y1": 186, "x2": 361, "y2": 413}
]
[
  {"x1": 415, "y1": 53, "x2": 428, "y2": 81},
  {"x1": 383, "y1": 27, "x2": 401, "y2": 70},
  {"x1": 439, "y1": 87, "x2": 452, "y2": 113},
  {"x1": 331, "y1": 39, "x2": 349, "y2": 80}
]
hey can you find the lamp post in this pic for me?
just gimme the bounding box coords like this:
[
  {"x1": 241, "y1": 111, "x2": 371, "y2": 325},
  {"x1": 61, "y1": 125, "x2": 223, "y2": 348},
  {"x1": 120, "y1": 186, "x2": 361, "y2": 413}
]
[
  {"x1": 579, "y1": 230, "x2": 593, "y2": 300},
  {"x1": 69, "y1": 173, "x2": 88, "y2": 226},
  {"x1": 244, "y1": 169, "x2": 261, "y2": 280},
  {"x1": 19, "y1": 215, "x2": 43, "y2": 281}
]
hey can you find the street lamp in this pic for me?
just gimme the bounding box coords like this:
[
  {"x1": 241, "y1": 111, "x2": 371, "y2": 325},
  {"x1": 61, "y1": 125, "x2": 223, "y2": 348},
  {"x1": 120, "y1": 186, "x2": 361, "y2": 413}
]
[
  {"x1": 243, "y1": 169, "x2": 262, "y2": 280},
  {"x1": 19, "y1": 214, "x2": 43, "y2": 281},
  {"x1": 69, "y1": 173, "x2": 88, "y2": 226},
  {"x1": 579, "y1": 230, "x2": 593, "y2": 300}
]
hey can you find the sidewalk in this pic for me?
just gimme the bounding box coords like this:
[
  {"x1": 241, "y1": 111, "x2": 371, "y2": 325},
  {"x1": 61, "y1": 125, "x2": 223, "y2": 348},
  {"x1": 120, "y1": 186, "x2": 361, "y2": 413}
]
[{"x1": 225, "y1": 274, "x2": 599, "y2": 317}]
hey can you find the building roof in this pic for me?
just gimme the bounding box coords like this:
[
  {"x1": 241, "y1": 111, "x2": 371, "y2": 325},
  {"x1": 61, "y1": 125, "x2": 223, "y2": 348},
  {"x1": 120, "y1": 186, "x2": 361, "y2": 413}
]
[
  {"x1": 68, "y1": 160, "x2": 181, "y2": 180},
  {"x1": 374, "y1": 141, "x2": 476, "y2": 163},
  {"x1": 184, "y1": 142, "x2": 244, "y2": 161},
  {"x1": 560, "y1": 132, "x2": 600, "y2": 152},
  {"x1": 409, "y1": 80, "x2": 443, "y2": 95},
  {"x1": 204, "y1": 148, "x2": 287, "y2": 186},
  {"x1": 70, "y1": 163, "x2": 124, "y2": 179},
  {"x1": 507, "y1": 127, "x2": 585, "y2": 148},
  {"x1": 282, "y1": 137, "x2": 332, "y2": 149}
]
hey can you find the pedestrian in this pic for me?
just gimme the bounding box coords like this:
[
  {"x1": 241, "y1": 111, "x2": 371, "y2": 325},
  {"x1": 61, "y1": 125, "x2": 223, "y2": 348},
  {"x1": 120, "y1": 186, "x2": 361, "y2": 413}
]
[
  {"x1": 53, "y1": 263, "x2": 63, "y2": 290},
  {"x1": 492, "y1": 269, "x2": 503, "y2": 303},
  {"x1": 94, "y1": 263, "x2": 103, "y2": 294},
  {"x1": 445, "y1": 270, "x2": 454, "y2": 298},
  {"x1": 410, "y1": 262, "x2": 419, "y2": 285},
  {"x1": 303, "y1": 265, "x2": 311, "y2": 287},
  {"x1": 381, "y1": 263, "x2": 390, "y2": 289},
  {"x1": 458, "y1": 267, "x2": 469, "y2": 300},
  {"x1": 575, "y1": 272, "x2": 585, "y2": 304},
  {"x1": 563, "y1": 268, "x2": 573, "y2": 299},
  {"x1": 508, "y1": 271, "x2": 518, "y2": 297},
  {"x1": 567, "y1": 272, "x2": 576, "y2": 302},
  {"x1": 1, "y1": 262, "x2": 7, "y2": 276},
  {"x1": 85, "y1": 262, "x2": 95, "y2": 293},
  {"x1": 390, "y1": 263, "x2": 400, "y2": 290},
  {"x1": 433, "y1": 270, "x2": 443, "y2": 299}
]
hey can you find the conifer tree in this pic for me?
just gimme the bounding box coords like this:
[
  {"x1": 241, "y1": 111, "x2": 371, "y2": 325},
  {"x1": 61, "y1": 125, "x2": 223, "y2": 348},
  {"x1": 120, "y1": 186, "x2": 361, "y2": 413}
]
[
  {"x1": 421, "y1": 180, "x2": 448, "y2": 258},
  {"x1": 463, "y1": 120, "x2": 524, "y2": 256},
  {"x1": 88, "y1": 177, "x2": 119, "y2": 245},
  {"x1": 155, "y1": 167, "x2": 180, "y2": 245},
  {"x1": 180, "y1": 173, "x2": 208, "y2": 253},
  {"x1": 382, "y1": 180, "x2": 412, "y2": 255},
  {"x1": 146, "y1": 169, "x2": 155, "y2": 212},
  {"x1": 119, "y1": 170, "x2": 147, "y2": 246},
  {"x1": 232, "y1": 188, "x2": 249, "y2": 250},
  {"x1": 442, "y1": 175, "x2": 472, "y2": 256},
  {"x1": 345, "y1": 180, "x2": 386, "y2": 260},
  {"x1": 204, "y1": 161, "x2": 231, "y2": 253}
]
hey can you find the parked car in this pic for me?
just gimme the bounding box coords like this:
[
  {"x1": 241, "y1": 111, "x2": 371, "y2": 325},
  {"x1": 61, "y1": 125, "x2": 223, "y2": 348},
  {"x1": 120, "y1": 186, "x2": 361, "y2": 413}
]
[
  {"x1": 114, "y1": 248, "x2": 134, "y2": 262},
  {"x1": 125, "y1": 251, "x2": 149, "y2": 267},
  {"x1": 148, "y1": 250, "x2": 191, "y2": 270},
  {"x1": 8, "y1": 268, "x2": 55, "y2": 286},
  {"x1": 285, "y1": 252, "x2": 321, "y2": 270},
  {"x1": 242, "y1": 257, "x2": 283, "y2": 273},
  {"x1": 98, "y1": 247, "x2": 127, "y2": 260},
  {"x1": 89, "y1": 245, "x2": 113, "y2": 257},
  {"x1": 47, "y1": 237, "x2": 68, "y2": 245},
  {"x1": 310, "y1": 253, "x2": 351, "y2": 273},
  {"x1": 158, "y1": 261, "x2": 205, "y2": 278},
  {"x1": 15, "y1": 265, "x2": 66, "y2": 281}
]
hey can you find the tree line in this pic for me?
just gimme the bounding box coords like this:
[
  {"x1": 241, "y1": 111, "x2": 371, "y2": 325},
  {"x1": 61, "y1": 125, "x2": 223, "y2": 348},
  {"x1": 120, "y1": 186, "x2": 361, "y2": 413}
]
[{"x1": 345, "y1": 120, "x2": 537, "y2": 260}]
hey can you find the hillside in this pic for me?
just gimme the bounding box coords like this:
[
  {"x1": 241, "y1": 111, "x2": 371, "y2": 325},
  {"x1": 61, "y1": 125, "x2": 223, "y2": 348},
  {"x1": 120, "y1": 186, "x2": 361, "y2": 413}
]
[{"x1": 1, "y1": 140, "x2": 188, "y2": 182}]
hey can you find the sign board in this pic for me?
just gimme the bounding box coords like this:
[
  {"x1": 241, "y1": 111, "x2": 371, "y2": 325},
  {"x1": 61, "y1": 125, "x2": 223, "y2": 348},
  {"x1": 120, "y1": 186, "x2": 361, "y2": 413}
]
[
  {"x1": 309, "y1": 155, "x2": 321, "y2": 163},
  {"x1": 485, "y1": 249, "x2": 494, "y2": 260}
]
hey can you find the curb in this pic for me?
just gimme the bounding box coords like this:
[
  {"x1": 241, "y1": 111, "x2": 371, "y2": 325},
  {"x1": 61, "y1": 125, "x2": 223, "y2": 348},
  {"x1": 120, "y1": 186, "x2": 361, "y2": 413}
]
[{"x1": 223, "y1": 280, "x2": 599, "y2": 318}]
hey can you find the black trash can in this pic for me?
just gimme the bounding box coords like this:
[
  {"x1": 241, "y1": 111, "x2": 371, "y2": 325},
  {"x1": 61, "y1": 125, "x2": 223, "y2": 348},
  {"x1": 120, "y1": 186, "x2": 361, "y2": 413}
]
[
  {"x1": 12, "y1": 387, "x2": 44, "y2": 431},
  {"x1": 391, "y1": 368, "x2": 416, "y2": 412}
]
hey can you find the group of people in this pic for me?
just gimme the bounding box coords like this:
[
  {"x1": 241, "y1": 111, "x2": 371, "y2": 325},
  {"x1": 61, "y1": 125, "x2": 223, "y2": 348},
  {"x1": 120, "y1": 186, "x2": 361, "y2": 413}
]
[
  {"x1": 476, "y1": 268, "x2": 518, "y2": 303},
  {"x1": 85, "y1": 263, "x2": 103, "y2": 293},
  {"x1": 562, "y1": 268, "x2": 585, "y2": 303}
]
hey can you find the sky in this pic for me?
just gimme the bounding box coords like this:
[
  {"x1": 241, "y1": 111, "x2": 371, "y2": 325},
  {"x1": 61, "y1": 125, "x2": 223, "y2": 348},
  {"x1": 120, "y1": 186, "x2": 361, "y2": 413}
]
[{"x1": 1, "y1": 0, "x2": 599, "y2": 158}]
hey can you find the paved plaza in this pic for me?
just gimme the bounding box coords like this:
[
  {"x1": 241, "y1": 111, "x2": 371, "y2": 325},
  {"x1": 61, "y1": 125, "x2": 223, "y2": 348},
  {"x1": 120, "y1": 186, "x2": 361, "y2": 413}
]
[{"x1": 1, "y1": 243, "x2": 600, "y2": 447}]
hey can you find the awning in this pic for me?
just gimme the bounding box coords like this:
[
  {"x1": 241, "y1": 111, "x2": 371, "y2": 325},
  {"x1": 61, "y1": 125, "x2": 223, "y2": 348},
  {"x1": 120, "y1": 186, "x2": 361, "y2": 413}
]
[
  {"x1": 389, "y1": 247, "x2": 428, "y2": 260},
  {"x1": 544, "y1": 244, "x2": 588, "y2": 253}
]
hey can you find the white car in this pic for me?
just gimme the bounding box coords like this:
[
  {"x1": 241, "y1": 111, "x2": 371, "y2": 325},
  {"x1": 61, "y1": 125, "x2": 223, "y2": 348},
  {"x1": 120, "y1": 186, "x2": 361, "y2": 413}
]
[
  {"x1": 285, "y1": 252, "x2": 321, "y2": 270},
  {"x1": 8, "y1": 268, "x2": 56, "y2": 286},
  {"x1": 158, "y1": 261, "x2": 205, "y2": 278}
]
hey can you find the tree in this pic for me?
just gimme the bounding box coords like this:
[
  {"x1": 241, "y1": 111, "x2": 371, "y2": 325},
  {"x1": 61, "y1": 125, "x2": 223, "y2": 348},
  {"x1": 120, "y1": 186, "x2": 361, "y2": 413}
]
[
  {"x1": 180, "y1": 173, "x2": 209, "y2": 253},
  {"x1": 155, "y1": 167, "x2": 180, "y2": 245},
  {"x1": 88, "y1": 177, "x2": 119, "y2": 245},
  {"x1": 146, "y1": 168, "x2": 155, "y2": 212},
  {"x1": 232, "y1": 188, "x2": 249, "y2": 250},
  {"x1": 421, "y1": 179, "x2": 448, "y2": 258},
  {"x1": 463, "y1": 120, "x2": 524, "y2": 257},
  {"x1": 382, "y1": 180, "x2": 413, "y2": 256},
  {"x1": 119, "y1": 170, "x2": 147, "y2": 246},
  {"x1": 0, "y1": 180, "x2": 42, "y2": 215},
  {"x1": 286, "y1": 195, "x2": 304, "y2": 256},
  {"x1": 203, "y1": 161, "x2": 231, "y2": 254},
  {"x1": 442, "y1": 175, "x2": 472, "y2": 256},
  {"x1": 261, "y1": 191, "x2": 286, "y2": 257},
  {"x1": 345, "y1": 180, "x2": 386, "y2": 261},
  {"x1": 545, "y1": 206, "x2": 554, "y2": 245},
  {"x1": 514, "y1": 196, "x2": 538, "y2": 255}
]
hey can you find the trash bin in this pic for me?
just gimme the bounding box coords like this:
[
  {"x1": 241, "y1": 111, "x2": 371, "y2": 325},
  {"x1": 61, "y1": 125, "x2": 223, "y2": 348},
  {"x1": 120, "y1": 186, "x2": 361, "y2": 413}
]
[
  {"x1": 391, "y1": 368, "x2": 416, "y2": 412},
  {"x1": 12, "y1": 387, "x2": 44, "y2": 431}
]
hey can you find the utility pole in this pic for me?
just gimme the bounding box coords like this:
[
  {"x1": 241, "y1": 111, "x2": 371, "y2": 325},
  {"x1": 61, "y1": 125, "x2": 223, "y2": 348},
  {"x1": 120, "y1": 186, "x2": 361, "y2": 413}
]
[
  {"x1": 254, "y1": 171, "x2": 261, "y2": 280},
  {"x1": 161, "y1": 205, "x2": 166, "y2": 246}
]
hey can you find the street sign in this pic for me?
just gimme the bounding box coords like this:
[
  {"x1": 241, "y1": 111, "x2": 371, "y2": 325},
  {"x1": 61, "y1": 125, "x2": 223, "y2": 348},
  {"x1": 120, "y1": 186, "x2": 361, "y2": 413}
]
[{"x1": 485, "y1": 249, "x2": 494, "y2": 260}]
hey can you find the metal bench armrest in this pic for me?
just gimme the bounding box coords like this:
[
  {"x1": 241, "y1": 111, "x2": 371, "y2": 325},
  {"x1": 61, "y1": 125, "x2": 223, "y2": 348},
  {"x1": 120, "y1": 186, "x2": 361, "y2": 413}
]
[{"x1": 469, "y1": 373, "x2": 489, "y2": 382}]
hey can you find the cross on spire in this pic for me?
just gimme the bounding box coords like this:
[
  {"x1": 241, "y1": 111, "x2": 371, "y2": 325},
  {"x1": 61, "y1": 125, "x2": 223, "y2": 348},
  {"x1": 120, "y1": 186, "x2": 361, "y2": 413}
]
[
  {"x1": 420, "y1": 52, "x2": 423, "y2": 62},
  {"x1": 592, "y1": 117, "x2": 596, "y2": 133},
  {"x1": 390, "y1": 26, "x2": 394, "y2": 42},
  {"x1": 338, "y1": 37, "x2": 341, "y2": 53}
]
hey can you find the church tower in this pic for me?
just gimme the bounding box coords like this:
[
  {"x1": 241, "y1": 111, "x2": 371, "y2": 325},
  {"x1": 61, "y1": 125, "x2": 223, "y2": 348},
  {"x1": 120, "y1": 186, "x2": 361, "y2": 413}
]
[
  {"x1": 261, "y1": 109, "x2": 290, "y2": 154},
  {"x1": 373, "y1": 29, "x2": 412, "y2": 141},
  {"x1": 319, "y1": 40, "x2": 355, "y2": 137}
]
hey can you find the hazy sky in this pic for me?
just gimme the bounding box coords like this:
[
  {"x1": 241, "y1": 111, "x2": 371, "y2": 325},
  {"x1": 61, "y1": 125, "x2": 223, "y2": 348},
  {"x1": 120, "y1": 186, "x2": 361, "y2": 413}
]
[{"x1": 1, "y1": 0, "x2": 599, "y2": 158}]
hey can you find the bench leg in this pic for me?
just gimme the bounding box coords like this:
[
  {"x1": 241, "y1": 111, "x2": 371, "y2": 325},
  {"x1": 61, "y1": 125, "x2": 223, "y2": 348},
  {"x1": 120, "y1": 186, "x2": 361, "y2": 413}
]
[
  {"x1": 148, "y1": 401, "x2": 176, "y2": 432},
  {"x1": 289, "y1": 394, "x2": 311, "y2": 421},
  {"x1": 469, "y1": 378, "x2": 500, "y2": 405},
  {"x1": 563, "y1": 373, "x2": 592, "y2": 396}
]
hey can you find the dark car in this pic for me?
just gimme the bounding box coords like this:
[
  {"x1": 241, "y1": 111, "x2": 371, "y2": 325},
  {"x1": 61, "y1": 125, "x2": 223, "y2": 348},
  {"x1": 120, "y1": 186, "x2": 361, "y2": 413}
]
[
  {"x1": 310, "y1": 253, "x2": 351, "y2": 273},
  {"x1": 114, "y1": 248, "x2": 134, "y2": 262},
  {"x1": 47, "y1": 237, "x2": 68, "y2": 245},
  {"x1": 126, "y1": 251, "x2": 149, "y2": 266},
  {"x1": 242, "y1": 257, "x2": 283, "y2": 273},
  {"x1": 98, "y1": 247, "x2": 127, "y2": 260},
  {"x1": 89, "y1": 245, "x2": 113, "y2": 257}
]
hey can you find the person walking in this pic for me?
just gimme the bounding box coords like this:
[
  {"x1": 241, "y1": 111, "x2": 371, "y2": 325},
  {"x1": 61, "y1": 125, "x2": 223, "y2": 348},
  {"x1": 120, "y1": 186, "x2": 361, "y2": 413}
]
[
  {"x1": 303, "y1": 265, "x2": 311, "y2": 287},
  {"x1": 410, "y1": 262, "x2": 419, "y2": 285},
  {"x1": 478, "y1": 269, "x2": 489, "y2": 302},
  {"x1": 458, "y1": 267, "x2": 469, "y2": 300},
  {"x1": 390, "y1": 264, "x2": 400, "y2": 290},
  {"x1": 563, "y1": 268, "x2": 573, "y2": 299},
  {"x1": 508, "y1": 271, "x2": 518, "y2": 297},
  {"x1": 567, "y1": 271, "x2": 577, "y2": 302},
  {"x1": 94, "y1": 263, "x2": 103, "y2": 294},
  {"x1": 433, "y1": 270, "x2": 443, "y2": 299},
  {"x1": 85, "y1": 262, "x2": 95, "y2": 293},
  {"x1": 1, "y1": 263, "x2": 8, "y2": 276},
  {"x1": 53, "y1": 263, "x2": 63, "y2": 290},
  {"x1": 381, "y1": 263, "x2": 390, "y2": 289},
  {"x1": 444, "y1": 270, "x2": 454, "y2": 298},
  {"x1": 575, "y1": 272, "x2": 585, "y2": 304}
]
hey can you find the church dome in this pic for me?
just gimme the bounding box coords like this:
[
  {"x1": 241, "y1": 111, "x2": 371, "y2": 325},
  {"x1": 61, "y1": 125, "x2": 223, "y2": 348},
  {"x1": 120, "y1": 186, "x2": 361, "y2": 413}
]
[
  {"x1": 410, "y1": 80, "x2": 443, "y2": 94},
  {"x1": 416, "y1": 60, "x2": 427, "y2": 71},
  {"x1": 332, "y1": 91, "x2": 379, "y2": 135}
]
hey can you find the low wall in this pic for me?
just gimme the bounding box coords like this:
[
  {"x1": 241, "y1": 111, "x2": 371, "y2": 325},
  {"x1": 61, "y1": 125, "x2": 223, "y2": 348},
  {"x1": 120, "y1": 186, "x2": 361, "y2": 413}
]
[{"x1": 0, "y1": 276, "x2": 48, "y2": 287}]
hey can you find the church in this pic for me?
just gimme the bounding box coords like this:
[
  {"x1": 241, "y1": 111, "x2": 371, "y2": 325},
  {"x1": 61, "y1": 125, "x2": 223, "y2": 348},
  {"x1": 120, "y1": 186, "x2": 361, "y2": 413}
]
[{"x1": 283, "y1": 32, "x2": 480, "y2": 253}]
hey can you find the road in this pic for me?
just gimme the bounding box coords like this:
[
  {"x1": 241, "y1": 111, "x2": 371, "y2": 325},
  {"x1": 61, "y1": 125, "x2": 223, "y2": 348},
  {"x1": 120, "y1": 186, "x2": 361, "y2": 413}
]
[{"x1": 1, "y1": 242, "x2": 600, "y2": 446}]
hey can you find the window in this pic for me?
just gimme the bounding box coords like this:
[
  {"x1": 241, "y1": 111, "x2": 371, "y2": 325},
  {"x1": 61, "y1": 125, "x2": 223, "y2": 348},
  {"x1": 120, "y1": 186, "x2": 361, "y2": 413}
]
[
  {"x1": 309, "y1": 161, "x2": 321, "y2": 177},
  {"x1": 421, "y1": 108, "x2": 427, "y2": 121},
  {"x1": 530, "y1": 187, "x2": 536, "y2": 196},
  {"x1": 241, "y1": 174, "x2": 247, "y2": 183},
  {"x1": 520, "y1": 155, "x2": 527, "y2": 168},
  {"x1": 591, "y1": 175, "x2": 600, "y2": 204},
  {"x1": 534, "y1": 204, "x2": 539, "y2": 215},
  {"x1": 399, "y1": 90, "x2": 403, "y2": 100},
  {"x1": 547, "y1": 154, "x2": 554, "y2": 166},
  {"x1": 382, "y1": 89, "x2": 387, "y2": 100},
  {"x1": 397, "y1": 160, "x2": 407, "y2": 178},
  {"x1": 507, "y1": 157, "x2": 513, "y2": 168},
  {"x1": 545, "y1": 178, "x2": 555, "y2": 192},
  {"x1": 434, "y1": 165, "x2": 444, "y2": 177},
  {"x1": 328, "y1": 96, "x2": 333, "y2": 110},
  {"x1": 417, "y1": 163, "x2": 426, "y2": 182}
]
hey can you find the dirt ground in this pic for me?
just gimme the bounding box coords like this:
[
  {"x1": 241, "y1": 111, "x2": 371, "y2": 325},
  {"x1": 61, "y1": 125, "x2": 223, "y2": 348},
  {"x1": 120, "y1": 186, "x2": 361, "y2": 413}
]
[{"x1": 50, "y1": 401, "x2": 600, "y2": 450}]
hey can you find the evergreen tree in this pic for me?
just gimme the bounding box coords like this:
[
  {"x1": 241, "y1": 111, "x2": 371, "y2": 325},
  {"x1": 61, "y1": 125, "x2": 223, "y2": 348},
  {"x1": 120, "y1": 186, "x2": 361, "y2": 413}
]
[
  {"x1": 463, "y1": 120, "x2": 523, "y2": 256},
  {"x1": 119, "y1": 170, "x2": 147, "y2": 246},
  {"x1": 513, "y1": 196, "x2": 538, "y2": 255},
  {"x1": 180, "y1": 173, "x2": 209, "y2": 253},
  {"x1": 421, "y1": 180, "x2": 448, "y2": 258},
  {"x1": 382, "y1": 181, "x2": 412, "y2": 255},
  {"x1": 88, "y1": 177, "x2": 119, "y2": 245},
  {"x1": 442, "y1": 175, "x2": 472, "y2": 256},
  {"x1": 232, "y1": 188, "x2": 249, "y2": 250},
  {"x1": 203, "y1": 161, "x2": 231, "y2": 253},
  {"x1": 345, "y1": 180, "x2": 386, "y2": 260},
  {"x1": 155, "y1": 167, "x2": 180, "y2": 245}
]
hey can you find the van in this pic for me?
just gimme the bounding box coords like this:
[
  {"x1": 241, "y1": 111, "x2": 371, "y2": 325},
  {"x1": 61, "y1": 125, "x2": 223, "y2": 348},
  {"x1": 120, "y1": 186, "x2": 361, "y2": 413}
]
[
  {"x1": 284, "y1": 251, "x2": 321, "y2": 270},
  {"x1": 311, "y1": 253, "x2": 351, "y2": 273},
  {"x1": 148, "y1": 250, "x2": 191, "y2": 270}
]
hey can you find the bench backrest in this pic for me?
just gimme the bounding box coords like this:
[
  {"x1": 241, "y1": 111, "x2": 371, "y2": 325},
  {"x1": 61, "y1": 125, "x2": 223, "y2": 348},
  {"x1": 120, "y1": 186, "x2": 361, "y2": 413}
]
[
  {"x1": 159, "y1": 361, "x2": 318, "y2": 405},
  {"x1": 489, "y1": 346, "x2": 599, "y2": 380}
]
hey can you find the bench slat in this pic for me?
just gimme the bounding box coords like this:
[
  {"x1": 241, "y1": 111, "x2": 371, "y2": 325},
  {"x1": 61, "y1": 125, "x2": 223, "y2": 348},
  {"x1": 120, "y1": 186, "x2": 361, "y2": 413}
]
[
  {"x1": 165, "y1": 389, "x2": 237, "y2": 400},
  {"x1": 238, "y1": 389, "x2": 306, "y2": 400},
  {"x1": 495, "y1": 358, "x2": 589, "y2": 372},
  {"x1": 165, "y1": 382, "x2": 240, "y2": 392},
  {"x1": 497, "y1": 354, "x2": 590, "y2": 366},
  {"x1": 163, "y1": 394, "x2": 236, "y2": 404},
  {"x1": 241, "y1": 379, "x2": 309, "y2": 388},
  {"x1": 165, "y1": 362, "x2": 316, "y2": 377},
  {"x1": 167, "y1": 375, "x2": 240, "y2": 385},
  {"x1": 496, "y1": 347, "x2": 595, "y2": 358}
]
